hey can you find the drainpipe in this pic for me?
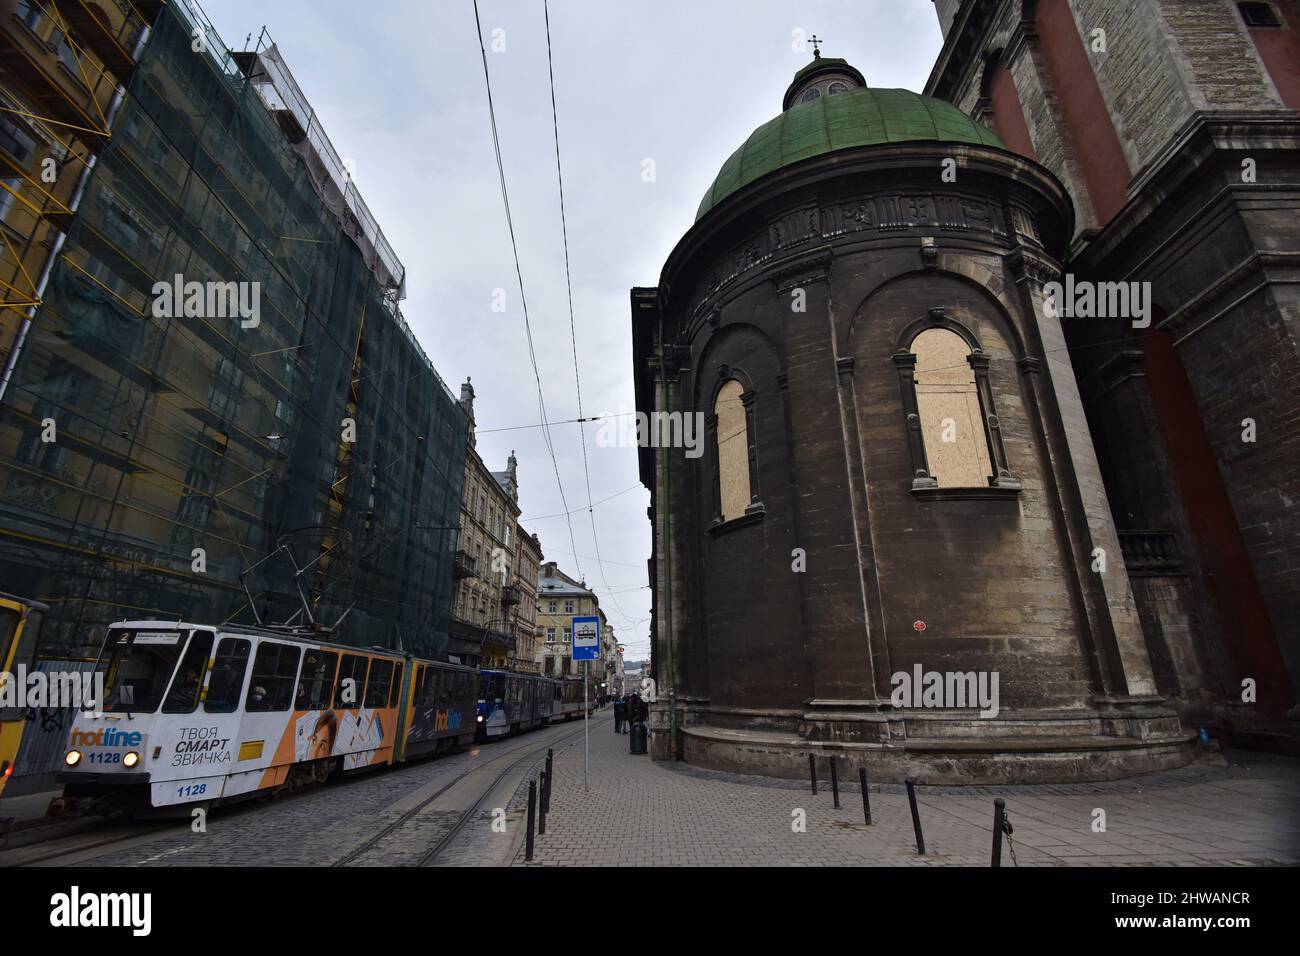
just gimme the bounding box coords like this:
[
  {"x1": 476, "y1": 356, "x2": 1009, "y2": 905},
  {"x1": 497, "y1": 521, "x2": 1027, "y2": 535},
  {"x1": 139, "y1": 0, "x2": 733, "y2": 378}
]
[
  {"x1": 656, "y1": 312, "x2": 677, "y2": 759},
  {"x1": 0, "y1": 24, "x2": 150, "y2": 405}
]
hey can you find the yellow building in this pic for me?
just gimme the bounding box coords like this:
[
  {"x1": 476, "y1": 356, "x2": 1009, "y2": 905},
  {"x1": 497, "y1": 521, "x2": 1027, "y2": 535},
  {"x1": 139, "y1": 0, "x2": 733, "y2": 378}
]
[
  {"x1": 537, "y1": 560, "x2": 616, "y2": 692},
  {"x1": 1, "y1": 0, "x2": 152, "y2": 380}
]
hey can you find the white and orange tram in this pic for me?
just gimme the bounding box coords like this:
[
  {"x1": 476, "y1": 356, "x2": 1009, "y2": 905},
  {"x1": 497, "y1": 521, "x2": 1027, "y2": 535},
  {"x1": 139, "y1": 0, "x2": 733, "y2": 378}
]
[{"x1": 59, "y1": 620, "x2": 553, "y2": 811}]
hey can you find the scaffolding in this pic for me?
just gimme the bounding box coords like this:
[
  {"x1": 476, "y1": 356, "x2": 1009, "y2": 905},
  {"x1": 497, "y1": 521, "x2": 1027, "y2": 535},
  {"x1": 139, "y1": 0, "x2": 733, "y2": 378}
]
[{"x1": 0, "y1": 0, "x2": 469, "y2": 660}]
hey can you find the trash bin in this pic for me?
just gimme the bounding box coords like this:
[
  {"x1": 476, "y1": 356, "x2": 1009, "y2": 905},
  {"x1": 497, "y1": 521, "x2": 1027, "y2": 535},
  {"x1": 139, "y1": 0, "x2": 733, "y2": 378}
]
[{"x1": 630, "y1": 719, "x2": 648, "y2": 754}]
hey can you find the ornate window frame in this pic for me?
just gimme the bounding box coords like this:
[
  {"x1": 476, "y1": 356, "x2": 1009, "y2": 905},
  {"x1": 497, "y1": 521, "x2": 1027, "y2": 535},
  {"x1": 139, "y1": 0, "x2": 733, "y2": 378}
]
[
  {"x1": 892, "y1": 308, "x2": 1020, "y2": 500},
  {"x1": 706, "y1": 365, "x2": 766, "y2": 535}
]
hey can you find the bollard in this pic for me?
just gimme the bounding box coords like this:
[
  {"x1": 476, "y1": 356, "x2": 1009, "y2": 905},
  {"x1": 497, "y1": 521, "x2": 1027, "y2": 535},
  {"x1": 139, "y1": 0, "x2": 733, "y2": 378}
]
[
  {"x1": 808, "y1": 754, "x2": 818, "y2": 795},
  {"x1": 526, "y1": 780, "x2": 537, "y2": 862},
  {"x1": 830, "y1": 756, "x2": 840, "y2": 809},
  {"x1": 906, "y1": 780, "x2": 926, "y2": 855},
  {"x1": 859, "y1": 767, "x2": 872, "y2": 825},
  {"x1": 538, "y1": 770, "x2": 548, "y2": 835},
  {"x1": 542, "y1": 756, "x2": 552, "y2": 816},
  {"x1": 991, "y1": 798, "x2": 1005, "y2": 867}
]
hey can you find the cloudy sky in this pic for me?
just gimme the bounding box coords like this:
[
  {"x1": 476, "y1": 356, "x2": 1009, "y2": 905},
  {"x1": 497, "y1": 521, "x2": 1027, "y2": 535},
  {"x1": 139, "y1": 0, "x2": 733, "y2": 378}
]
[{"x1": 202, "y1": 0, "x2": 946, "y2": 659}]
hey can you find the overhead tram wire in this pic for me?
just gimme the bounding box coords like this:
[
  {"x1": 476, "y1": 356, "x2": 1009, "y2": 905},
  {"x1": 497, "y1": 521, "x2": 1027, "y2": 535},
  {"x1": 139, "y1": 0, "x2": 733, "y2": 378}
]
[
  {"x1": 472, "y1": 0, "x2": 582, "y2": 581},
  {"x1": 543, "y1": 0, "x2": 630, "y2": 623}
]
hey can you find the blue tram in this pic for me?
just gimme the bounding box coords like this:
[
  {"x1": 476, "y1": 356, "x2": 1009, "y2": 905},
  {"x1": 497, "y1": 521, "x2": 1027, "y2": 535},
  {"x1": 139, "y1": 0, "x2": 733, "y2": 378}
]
[{"x1": 475, "y1": 669, "x2": 557, "y2": 739}]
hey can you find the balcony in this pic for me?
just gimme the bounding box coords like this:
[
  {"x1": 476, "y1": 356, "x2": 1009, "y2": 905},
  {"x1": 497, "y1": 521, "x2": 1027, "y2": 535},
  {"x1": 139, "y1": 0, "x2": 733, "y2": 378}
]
[
  {"x1": 453, "y1": 549, "x2": 476, "y2": 580},
  {"x1": 500, "y1": 585, "x2": 521, "y2": 606},
  {"x1": 51, "y1": 0, "x2": 146, "y2": 76}
]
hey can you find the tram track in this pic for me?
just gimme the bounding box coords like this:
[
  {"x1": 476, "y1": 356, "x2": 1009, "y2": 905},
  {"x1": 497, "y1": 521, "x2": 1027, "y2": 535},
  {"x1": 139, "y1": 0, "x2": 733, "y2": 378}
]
[
  {"x1": 332, "y1": 722, "x2": 586, "y2": 867},
  {"x1": 1, "y1": 718, "x2": 591, "y2": 867},
  {"x1": 4, "y1": 820, "x2": 183, "y2": 867}
]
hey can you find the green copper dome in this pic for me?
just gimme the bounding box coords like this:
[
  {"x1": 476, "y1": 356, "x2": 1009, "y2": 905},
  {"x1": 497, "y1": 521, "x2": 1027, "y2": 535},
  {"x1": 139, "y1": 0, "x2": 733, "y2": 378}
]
[{"x1": 695, "y1": 85, "x2": 1005, "y2": 222}]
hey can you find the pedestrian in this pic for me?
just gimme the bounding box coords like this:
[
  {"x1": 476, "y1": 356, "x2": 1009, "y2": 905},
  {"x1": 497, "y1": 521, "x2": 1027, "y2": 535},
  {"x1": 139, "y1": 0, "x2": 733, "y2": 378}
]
[
  {"x1": 613, "y1": 696, "x2": 626, "y2": 734},
  {"x1": 621, "y1": 692, "x2": 633, "y2": 733}
]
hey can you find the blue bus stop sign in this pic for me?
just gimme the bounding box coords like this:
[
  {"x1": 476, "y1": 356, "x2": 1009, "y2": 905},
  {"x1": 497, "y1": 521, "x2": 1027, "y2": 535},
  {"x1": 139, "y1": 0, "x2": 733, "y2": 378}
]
[{"x1": 572, "y1": 615, "x2": 600, "y2": 661}]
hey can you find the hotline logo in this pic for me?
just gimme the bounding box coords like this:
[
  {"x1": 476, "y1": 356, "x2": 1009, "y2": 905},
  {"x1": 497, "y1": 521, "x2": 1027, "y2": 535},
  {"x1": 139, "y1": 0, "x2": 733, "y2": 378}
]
[
  {"x1": 433, "y1": 709, "x2": 462, "y2": 732},
  {"x1": 69, "y1": 727, "x2": 143, "y2": 749}
]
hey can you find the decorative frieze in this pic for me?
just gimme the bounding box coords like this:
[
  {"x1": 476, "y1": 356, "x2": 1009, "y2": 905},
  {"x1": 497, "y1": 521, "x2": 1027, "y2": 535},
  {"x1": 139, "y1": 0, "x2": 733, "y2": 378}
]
[{"x1": 686, "y1": 190, "x2": 1020, "y2": 320}]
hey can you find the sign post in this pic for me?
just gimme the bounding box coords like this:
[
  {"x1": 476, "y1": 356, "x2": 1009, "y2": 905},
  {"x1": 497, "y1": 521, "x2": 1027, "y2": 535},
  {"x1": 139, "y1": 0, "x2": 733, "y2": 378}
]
[{"x1": 572, "y1": 615, "x2": 600, "y2": 791}]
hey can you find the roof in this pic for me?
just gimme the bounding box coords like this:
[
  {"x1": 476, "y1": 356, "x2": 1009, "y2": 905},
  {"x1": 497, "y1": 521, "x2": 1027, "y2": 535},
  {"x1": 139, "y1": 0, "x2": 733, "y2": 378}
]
[
  {"x1": 782, "y1": 56, "x2": 867, "y2": 109},
  {"x1": 696, "y1": 86, "x2": 1004, "y2": 222}
]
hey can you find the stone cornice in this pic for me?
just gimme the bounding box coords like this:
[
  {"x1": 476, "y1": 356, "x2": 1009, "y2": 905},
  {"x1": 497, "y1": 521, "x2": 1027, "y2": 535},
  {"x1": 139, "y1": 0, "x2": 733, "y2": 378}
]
[{"x1": 1075, "y1": 112, "x2": 1300, "y2": 272}]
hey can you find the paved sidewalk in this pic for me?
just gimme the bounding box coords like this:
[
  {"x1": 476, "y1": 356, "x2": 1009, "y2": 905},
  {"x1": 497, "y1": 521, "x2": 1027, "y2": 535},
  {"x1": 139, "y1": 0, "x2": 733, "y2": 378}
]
[{"x1": 513, "y1": 722, "x2": 1300, "y2": 866}]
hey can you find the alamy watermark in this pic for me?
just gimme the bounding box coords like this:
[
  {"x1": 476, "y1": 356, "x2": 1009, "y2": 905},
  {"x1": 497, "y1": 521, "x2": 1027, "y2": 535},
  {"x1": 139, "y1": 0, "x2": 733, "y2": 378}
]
[
  {"x1": 890, "y1": 664, "x2": 1000, "y2": 718},
  {"x1": 0, "y1": 668, "x2": 104, "y2": 711},
  {"x1": 50, "y1": 886, "x2": 151, "y2": 936},
  {"x1": 596, "y1": 406, "x2": 704, "y2": 459},
  {"x1": 1042, "y1": 275, "x2": 1151, "y2": 329},
  {"x1": 151, "y1": 274, "x2": 260, "y2": 329}
]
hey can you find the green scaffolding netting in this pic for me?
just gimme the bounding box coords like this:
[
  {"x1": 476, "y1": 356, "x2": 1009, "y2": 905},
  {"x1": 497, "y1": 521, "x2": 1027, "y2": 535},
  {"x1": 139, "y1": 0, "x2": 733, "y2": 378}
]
[{"x1": 0, "y1": 3, "x2": 468, "y2": 660}]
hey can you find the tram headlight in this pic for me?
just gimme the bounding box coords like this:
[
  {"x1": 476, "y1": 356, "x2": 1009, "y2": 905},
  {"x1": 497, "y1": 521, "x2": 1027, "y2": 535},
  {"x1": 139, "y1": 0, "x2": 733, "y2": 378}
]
[
  {"x1": 122, "y1": 751, "x2": 141, "y2": 769},
  {"x1": 64, "y1": 749, "x2": 82, "y2": 767},
  {"x1": 477, "y1": 714, "x2": 484, "y2": 723}
]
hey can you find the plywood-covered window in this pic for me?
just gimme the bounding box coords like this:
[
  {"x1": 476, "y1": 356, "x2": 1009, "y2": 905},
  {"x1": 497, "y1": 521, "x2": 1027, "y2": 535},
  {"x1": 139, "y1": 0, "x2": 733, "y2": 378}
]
[
  {"x1": 715, "y1": 379, "x2": 751, "y2": 521},
  {"x1": 912, "y1": 328, "x2": 993, "y2": 487}
]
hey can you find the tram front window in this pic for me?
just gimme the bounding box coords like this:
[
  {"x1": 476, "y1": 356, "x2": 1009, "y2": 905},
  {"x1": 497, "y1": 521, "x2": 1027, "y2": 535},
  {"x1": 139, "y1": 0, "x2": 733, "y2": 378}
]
[
  {"x1": 100, "y1": 631, "x2": 187, "y2": 713},
  {"x1": 0, "y1": 607, "x2": 18, "y2": 671},
  {"x1": 0, "y1": 607, "x2": 20, "y2": 719}
]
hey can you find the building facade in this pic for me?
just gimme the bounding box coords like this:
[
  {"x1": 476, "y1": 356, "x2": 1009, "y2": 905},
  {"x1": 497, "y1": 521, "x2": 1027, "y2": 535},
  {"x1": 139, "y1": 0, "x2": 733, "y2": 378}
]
[
  {"x1": 537, "y1": 560, "x2": 616, "y2": 686},
  {"x1": 632, "y1": 50, "x2": 1196, "y2": 782},
  {"x1": 0, "y1": 0, "x2": 468, "y2": 661},
  {"x1": 449, "y1": 379, "x2": 524, "y2": 668},
  {"x1": 511, "y1": 524, "x2": 543, "y2": 673},
  {"x1": 2, "y1": 0, "x2": 148, "y2": 373},
  {"x1": 926, "y1": 0, "x2": 1299, "y2": 750}
]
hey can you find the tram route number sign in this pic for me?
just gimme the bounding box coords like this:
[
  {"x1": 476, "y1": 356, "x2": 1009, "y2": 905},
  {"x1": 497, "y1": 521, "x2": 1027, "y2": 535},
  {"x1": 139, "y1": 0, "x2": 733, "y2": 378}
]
[{"x1": 572, "y1": 615, "x2": 600, "y2": 661}]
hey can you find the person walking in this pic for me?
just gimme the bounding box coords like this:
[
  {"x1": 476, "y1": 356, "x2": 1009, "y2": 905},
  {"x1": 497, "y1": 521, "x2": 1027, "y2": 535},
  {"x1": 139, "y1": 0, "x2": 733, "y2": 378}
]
[{"x1": 613, "y1": 696, "x2": 626, "y2": 735}]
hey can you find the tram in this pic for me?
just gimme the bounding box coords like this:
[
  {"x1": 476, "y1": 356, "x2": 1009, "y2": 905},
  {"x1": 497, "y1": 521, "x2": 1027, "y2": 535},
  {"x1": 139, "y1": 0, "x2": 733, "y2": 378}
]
[
  {"x1": 475, "y1": 668, "x2": 557, "y2": 740},
  {"x1": 57, "y1": 619, "x2": 552, "y2": 812},
  {"x1": 552, "y1": 675, "x2": 593, "y2": 720}
]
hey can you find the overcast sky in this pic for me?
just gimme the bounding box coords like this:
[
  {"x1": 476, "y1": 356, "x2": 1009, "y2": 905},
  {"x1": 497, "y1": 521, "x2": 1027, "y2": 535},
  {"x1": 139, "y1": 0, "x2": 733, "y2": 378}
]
[{"x1": 202, "y1": 0, "x2": 946, "y2": 659}]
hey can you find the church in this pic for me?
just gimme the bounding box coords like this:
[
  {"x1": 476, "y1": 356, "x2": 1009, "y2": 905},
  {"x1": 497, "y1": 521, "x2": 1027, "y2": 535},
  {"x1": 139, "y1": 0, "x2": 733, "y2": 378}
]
[{"x1": 630, "y1": 0, "x2": 1299, "y2": 782}]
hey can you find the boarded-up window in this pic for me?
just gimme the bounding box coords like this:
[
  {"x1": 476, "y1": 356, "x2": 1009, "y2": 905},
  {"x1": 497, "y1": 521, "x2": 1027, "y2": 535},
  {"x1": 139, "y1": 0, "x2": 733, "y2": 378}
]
[
  {"x1": 912, "y1": 328, "x2": 992, "y2": 487},
  {"x1": 715, "y1": 379, "x2": 751, "y2": 521}
]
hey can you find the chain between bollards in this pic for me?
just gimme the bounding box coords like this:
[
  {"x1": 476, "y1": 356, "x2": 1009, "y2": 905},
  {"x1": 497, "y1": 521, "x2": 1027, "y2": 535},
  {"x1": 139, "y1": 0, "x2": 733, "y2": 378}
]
[
  {"x1": 808, "y1": 753, "x2": 818, "y2": 795},
  {"x1": 525, "y1": 779, "x2": 537, "y2": 862},
  {"x1": 992, "y1": 797, "x2": 1005, "y2": 867},
  {"x1": 906, "y1": 779, "x2": 926, "y2": 855},
  {"x1": 859, "y1": 767, "x2": 872, "y2": 825}
]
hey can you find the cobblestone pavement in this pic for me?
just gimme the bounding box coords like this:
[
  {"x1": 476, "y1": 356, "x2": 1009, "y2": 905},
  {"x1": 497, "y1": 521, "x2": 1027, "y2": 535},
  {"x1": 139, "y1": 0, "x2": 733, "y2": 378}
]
[
  {"x1": 12, "y1": 720, "x2": 584, "y2": 867},
  {"x1": 513, "y1": 721, "x2": 1300, "y2": 867}
]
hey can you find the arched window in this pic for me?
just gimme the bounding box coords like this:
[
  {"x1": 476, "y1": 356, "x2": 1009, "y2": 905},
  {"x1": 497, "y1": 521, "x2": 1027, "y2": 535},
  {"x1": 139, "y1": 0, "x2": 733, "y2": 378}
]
[
  {"x1": 827, "y1": 81, "x2": 849, "y2": 95},
  {"x1": 715, "y1": 379, "x2": 751, "y2": 520},
  {"x1": 912, "y1": 328, "x2": 993, "y2": 487},
  {"x1": 800, "y1": 87, "x2": 821, "y2": 103},
  {"x1": 893, "y1": 311, "x2": 1019, "y2": 495}
]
